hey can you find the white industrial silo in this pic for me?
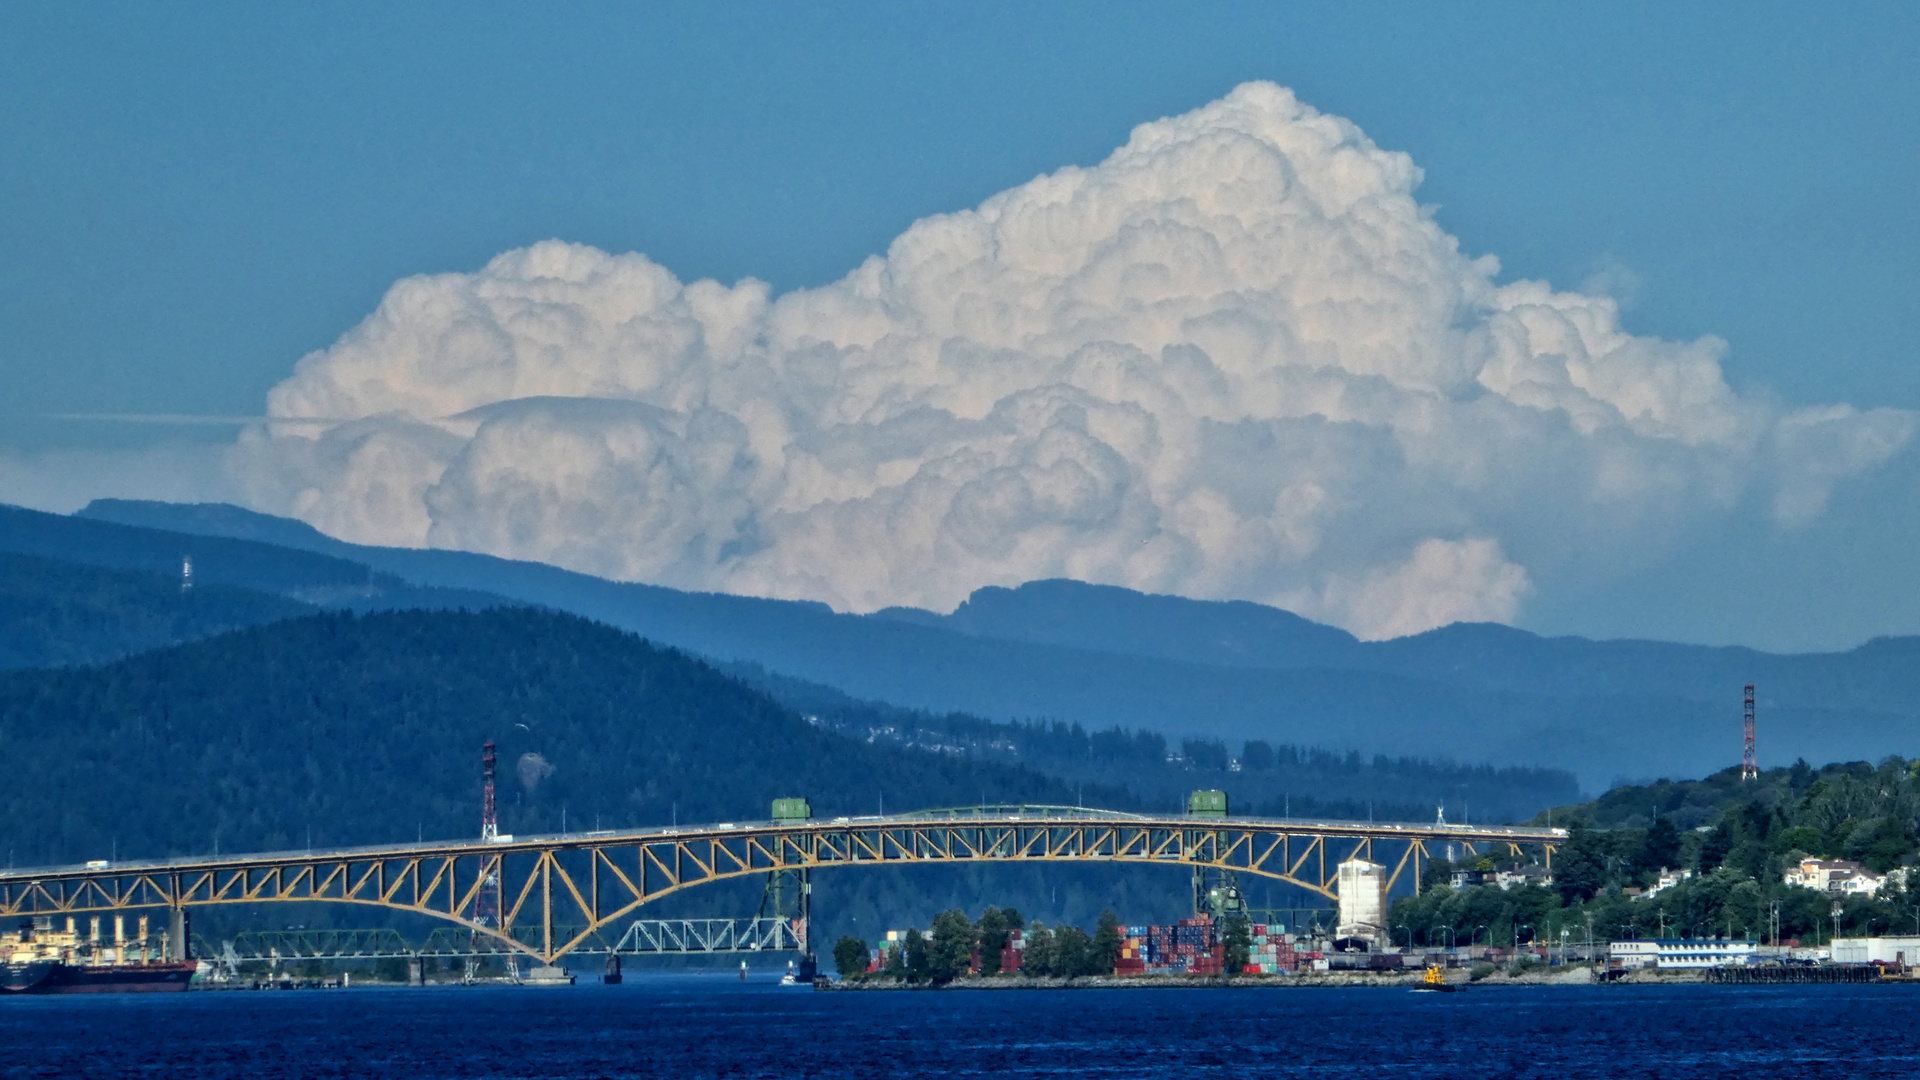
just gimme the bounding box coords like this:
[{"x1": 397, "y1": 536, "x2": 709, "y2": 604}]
[{"x1": 1336, "y1": 858, "x2": 1387, "y2": 942}]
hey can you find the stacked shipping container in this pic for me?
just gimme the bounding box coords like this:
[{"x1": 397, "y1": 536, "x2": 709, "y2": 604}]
[
  {"x1": 856, "y1": 919, "x2": 1317, "y2": 978},
  {"x1": 1243, "y1": 924, "x2": 1298, "y2": 975}
]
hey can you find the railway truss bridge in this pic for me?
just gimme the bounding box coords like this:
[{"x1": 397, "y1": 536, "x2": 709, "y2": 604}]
[
  {"x1": 193, "y1": 917, "x2": 804, "y2": 973},
  {"x1": 0, "y1": 806, "x2": 1564, "y2": 967}
]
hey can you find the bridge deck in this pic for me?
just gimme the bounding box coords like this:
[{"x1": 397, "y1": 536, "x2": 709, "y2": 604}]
[
  {"x1": 0, "y1": 810, "x2": 1565, "y2": 881},
  {"x1": 0, "y1": 807, "x2": 1564, "y2": 965}
]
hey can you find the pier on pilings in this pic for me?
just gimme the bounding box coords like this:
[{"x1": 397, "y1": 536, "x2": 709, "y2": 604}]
[{"x1": 1705, "y1": 965, "x2": 1888, "y2": 984}]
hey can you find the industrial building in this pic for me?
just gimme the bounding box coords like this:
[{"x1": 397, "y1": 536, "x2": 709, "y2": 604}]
[
  {"x1": 1334, "y1": 858, "x2": 1386, "y2": 942},
  {"x1": 1611, "y1": 939, "x2": 1758, "y2": 969},
  {"x1": 1830, "y1": 937, "x2": 1920, "y2": 965}
]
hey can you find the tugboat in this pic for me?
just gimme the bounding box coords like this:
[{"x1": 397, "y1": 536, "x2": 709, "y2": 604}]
[
  {"x1": 2, "y1": 916, "x2": 197, "y2": 995},
  {"x1": 1412, "y1": 963, "x2": 1464, "y2": 993},
  {"x1": 777, "y1": 952, "x2": 818, "y2": 986}
]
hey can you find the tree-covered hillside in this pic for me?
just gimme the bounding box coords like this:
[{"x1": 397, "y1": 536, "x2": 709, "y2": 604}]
[
  {"x1": 0, "y1": 503, "x2": 503, "y2": 612},
  {"x1": 1539, "y1": 758, "x2": 1920, "y2": 878},
  {"x1": 1389, "y1": 759, "x2": 1920, "y2": 950},
  {"x1": 0, "y1": 606, "x2": 1131, "y2": 869},
  {"x1": 724, "y1": 662, "x2": 1580, "y2": 822},
  {"x1": 0, "y1": 551, "x2": 312, "y2": 670}
]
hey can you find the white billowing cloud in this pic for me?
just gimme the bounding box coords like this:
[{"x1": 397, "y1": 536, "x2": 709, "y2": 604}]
[
  {"x1": 230, "y1": 82, "x2": 1915, "y2": 637},
  {"x1": 1299, "y1": 538, "x2": 1533, "y2": 641},
  {"x1": 1, "y1": 442, "x2": 241, "y2": 515}
]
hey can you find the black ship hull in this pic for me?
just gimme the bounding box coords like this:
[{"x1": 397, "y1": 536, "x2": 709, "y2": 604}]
[{"x1": 2, "y1": 961, "x2": 196, "y2": 994}]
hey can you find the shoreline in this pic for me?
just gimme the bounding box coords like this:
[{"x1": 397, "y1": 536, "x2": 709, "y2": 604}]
[{"x1": 823, "y1": 968, "x2": 1613, "y2": 990}]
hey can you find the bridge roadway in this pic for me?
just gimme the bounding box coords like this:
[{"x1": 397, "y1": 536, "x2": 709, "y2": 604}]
[{"x1": 0, "y1": 806, "x2": 1565, "y2": 966}]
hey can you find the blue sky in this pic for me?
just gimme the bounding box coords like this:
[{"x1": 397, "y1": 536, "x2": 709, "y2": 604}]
[{"x1": 2, "y1": 2, "x2": 1916, "y2": 650}]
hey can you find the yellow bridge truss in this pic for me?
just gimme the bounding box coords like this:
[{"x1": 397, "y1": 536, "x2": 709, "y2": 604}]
[{"x1": 0, "y1": 807, "x2": 1563, "y2": 965}]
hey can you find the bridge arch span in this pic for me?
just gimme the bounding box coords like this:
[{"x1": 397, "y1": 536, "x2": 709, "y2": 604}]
[{"x1": 0, "y1": 808, "x2": 1562, "y2": 965}]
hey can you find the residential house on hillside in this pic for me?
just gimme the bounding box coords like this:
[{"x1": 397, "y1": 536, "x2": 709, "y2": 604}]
[
  {"x1": 1450, "y1": 864, "x2": 1553, "y2": 891},
  {"x1": 1495, "y1": 864, "x2": 1553, "y2": 891},
  {"x1": 1645, "y1": 868, "x2": 1692, "y2": 897},
  {"x1": 1783, "y1": 858, "x2": 1898, "y2": 897}
]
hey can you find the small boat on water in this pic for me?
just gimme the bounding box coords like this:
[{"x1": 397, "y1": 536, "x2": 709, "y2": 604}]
[{"x1": 1412, "y1": 964, "x2": 1464, "y2": 993}]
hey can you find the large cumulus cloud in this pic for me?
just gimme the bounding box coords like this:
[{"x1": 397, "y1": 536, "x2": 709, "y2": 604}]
[{"x1": 233, "y1": 82, "x2": 1916, "y2": 639}]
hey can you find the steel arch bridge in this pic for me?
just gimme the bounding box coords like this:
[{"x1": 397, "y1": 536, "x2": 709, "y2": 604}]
[{"x1": 0, "y1": 806, "x2": 1564, "y2": 966}]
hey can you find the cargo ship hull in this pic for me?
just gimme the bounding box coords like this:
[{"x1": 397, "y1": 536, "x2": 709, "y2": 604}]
[{"x1": 2, "y1": 961, "x2": 196, "y2": 995}]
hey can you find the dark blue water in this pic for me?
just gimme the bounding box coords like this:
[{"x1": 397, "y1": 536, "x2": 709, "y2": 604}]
[{"x1": 6, "y1": 976, "x2": 1918, "y2": 1077}]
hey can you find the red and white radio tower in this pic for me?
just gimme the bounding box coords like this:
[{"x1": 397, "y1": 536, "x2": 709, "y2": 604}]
[
  {"x1": 475, "y1": 740, "x2": 502, "y2": 943},
  {"x1": 1741, "y1": 684, "x2": 1757, "y2": 780}
]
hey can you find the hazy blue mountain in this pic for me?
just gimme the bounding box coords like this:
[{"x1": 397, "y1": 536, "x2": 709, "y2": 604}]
[
  {"x1": 2, "y1": 503, "x2": 505, "y2": 611},
  {"x1": 874, "y1": 579, "x2": 1363, "y2": 670},
  {"x1": 0, "y1": 551, "x2": 313, "y2": 670},
  {"x1": 881, "y1": 577, "x2": 1920, "y2": 714},
  {"x1": 58, "y1": 500, "x2": 1920, "y2": 788},
  {"x1": 716, "y1": 660, "x2": 1580, "y2": 823}
]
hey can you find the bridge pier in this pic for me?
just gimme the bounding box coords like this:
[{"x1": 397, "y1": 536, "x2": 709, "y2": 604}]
[
  {"x1": 768, "y1": 797, "x2": 818, "y2": 981},
  {"x1": 168, "y1": 907, "x2": 190, "y2": 961}
]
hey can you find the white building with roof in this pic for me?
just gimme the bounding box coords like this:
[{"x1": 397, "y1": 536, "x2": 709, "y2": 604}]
[
  {"x1": 1610, "y1": 939, "x2": 1757, "y2": 969},
  {"x1": 1644, "y1": 868, "x2": 1692, "y2": 897},
  {"x1": 1784, "y1": 858, "x2": 1884, "y2": 897},
  {"x1": 1831, "y1": 937, "x2": 1920, "y2": 965}
]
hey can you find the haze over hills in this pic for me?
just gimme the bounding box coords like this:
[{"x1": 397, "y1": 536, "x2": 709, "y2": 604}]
[
  {"x1": 0, "y1": 551, "x2": 312, "y2": 670},
  {"x1": 11, "y1": 499, "x2": 1917, "y2": 788},
  {"x1": 0, "y1": 505, "x2": 1581, "y2": 825}
]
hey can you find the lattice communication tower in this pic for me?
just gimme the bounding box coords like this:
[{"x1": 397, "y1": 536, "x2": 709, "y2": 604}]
[{"x1": 1741, "y1": 684, "x2": 1757, "y2": 780}]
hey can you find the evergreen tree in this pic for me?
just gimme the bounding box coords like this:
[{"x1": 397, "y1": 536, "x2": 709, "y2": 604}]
[
  {"x1": 1555, "y1": 822, "x2": 1607, "y2": 904},
  {"x1": 901, "y1": 928, "x2": 930, "y2": 982},
  {"x1": 1022, "y1": 922, "x2": 1056, "y2": 977},
  {"x1": 1641, "y1": 816, "x2": 1681, "y2": 873},
  {"x1": 1698, "y1": 823, "x2": 1733, "y2": 874},
  {"x1": 1221, "y1": 909, "x2": 1252, "y2": 974},
  {"x1": 832, "y1": 936, "x2": 870, "y2": 980},
  {"x1": 1053, "y1": 925, "x2": 1093, "y2": 977},
  {"x1": 928, "y1": 909, "x2": 977, "y2": 981},
  {"x1": 975, "y1": 907, "x2": 1010, "y2": 975},
  {"x1": 1091, "y1": 909, "x2": 1123, "y2": 976}
]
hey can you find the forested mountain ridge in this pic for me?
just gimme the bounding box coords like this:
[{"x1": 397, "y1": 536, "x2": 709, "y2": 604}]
[
  {"x1": 0, "y1": 503, "x2": 503, "y2": 612},
  {"x1": 67, "y1": 499, "x2": 1920, "y2": 787},
  {"x1": 0, "y1": 551, "x2": 312, "y2": 670},
  {"x1": 719, "y1": 661, "x2": 1579, "y2": 823},
  {"x1": 0, "y1": 606, "x2": 1131, "y2": 870},
  {"x1": 0, "y1": 527, "x2": 1582, "y2": 826}
]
